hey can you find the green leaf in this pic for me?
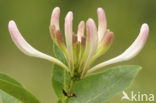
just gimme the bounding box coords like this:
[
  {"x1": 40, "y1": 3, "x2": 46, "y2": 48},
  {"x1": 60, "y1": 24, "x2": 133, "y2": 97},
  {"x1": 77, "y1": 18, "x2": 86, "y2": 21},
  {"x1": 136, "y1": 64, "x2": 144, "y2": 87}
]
[
  {"x1": 0, "y1": 73, "x2": 40, "y2": 103},
  {"x1": 0, "y1": 73, "x2": 22, "y2": 87},
  {"x1": 0, "y1": 92, "x2": 3, "y2": 103},
  {"x1": 0, "y1": 90, "x2": 21, "y2": 103},
  {"x1": 51, "y1": 44, "x2": 70, "y2": 99},
  {"x1": 57, "y1": 100, "x2": 62, "y2": 103},
  {"x1": 0, "y1": 73, "x2": 22, "y2": 103},
  {"x1": 68, "y1": 65, "x2": 141, "y2": 103}
]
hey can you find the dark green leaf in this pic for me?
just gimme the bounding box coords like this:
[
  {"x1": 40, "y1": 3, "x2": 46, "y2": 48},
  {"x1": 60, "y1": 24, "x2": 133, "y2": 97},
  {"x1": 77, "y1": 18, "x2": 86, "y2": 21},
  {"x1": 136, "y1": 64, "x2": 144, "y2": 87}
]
[
  {"x1": 0, "y1": 73, "x2": 22, "y2": 103},
  {"x1": 51, "y1": 44, "x2": 70, "y2": 100},
  {"x1": 68, "y1": 65, "x2": 141, "y2": 103},
  {"x1": 57, "y1": 100, "x2": 62, "y2": 103},
  {"x1": 0, "y1": 73, "x2": 22, "y2": 87},
  {"x1": 0, "y1": 73, "x2": 40, "y2": 103}
]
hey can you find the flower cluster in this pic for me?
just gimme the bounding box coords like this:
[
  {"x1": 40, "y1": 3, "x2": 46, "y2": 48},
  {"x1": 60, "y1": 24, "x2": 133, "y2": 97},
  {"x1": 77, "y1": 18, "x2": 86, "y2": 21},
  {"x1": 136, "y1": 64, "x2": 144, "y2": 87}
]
[{"x1": 8, "y1": 7, "x2": 149, "y2": 79}]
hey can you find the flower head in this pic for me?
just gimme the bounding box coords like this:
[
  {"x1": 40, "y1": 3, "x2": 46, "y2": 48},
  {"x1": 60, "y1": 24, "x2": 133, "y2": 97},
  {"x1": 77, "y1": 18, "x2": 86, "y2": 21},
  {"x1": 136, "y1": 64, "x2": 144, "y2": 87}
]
[{"x1": 8, "y1": 7, "x2": 149, "y2": 79}]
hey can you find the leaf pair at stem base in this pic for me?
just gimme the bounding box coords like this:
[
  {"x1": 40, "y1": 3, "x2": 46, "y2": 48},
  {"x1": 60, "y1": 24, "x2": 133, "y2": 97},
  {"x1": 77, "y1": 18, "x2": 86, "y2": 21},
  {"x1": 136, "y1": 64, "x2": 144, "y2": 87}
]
[{"x1": 52, "y1": 44, "x2": 141, "y2": 103}]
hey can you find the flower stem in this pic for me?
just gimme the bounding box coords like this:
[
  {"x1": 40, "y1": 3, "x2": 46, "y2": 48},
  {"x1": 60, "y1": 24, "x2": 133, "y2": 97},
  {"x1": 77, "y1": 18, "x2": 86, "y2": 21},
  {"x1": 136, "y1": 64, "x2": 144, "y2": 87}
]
[{"x1": 68, "y1": 80, "x2": 74, "y2": 96}]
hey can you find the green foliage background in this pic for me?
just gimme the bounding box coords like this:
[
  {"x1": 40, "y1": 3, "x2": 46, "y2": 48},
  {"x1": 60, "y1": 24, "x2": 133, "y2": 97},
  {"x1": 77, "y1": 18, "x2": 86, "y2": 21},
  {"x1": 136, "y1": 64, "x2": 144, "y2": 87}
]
[{"x1": 0, "y1": 0, "x2": 155, "y2": 103}]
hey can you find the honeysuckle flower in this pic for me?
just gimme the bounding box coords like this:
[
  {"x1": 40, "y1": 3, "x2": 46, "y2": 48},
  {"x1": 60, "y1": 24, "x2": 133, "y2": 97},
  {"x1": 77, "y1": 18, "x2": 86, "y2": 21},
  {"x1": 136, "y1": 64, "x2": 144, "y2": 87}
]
[
  {"x1": 8, "y1": 7, "x2": 149, "y2": 79},
  {"x1": 8, "y1": 20, "x2": 69, "y2": 72},
  {"x1": 87, "y1": 23, "x2": 149, "y2": 74}
]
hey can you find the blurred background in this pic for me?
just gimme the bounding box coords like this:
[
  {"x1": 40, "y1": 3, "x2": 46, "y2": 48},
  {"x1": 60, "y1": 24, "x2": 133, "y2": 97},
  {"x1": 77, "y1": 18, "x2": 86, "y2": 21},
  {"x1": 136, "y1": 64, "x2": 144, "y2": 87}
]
[{"x1": 0, "y1": 0, "x2": 156, "y2": 103}]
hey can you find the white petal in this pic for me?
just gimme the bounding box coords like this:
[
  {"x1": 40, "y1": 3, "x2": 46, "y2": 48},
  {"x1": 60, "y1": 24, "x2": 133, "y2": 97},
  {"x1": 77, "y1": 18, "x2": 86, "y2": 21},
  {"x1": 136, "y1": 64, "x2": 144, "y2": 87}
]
[
  {"x1": 65, "y1": 11, "x2": 73, "y2": 60},
  {"x1": 50, "y1": 7, "x2": 60, "y2": 30},
  {"x1": 8, "y1": 20, "x2": 68, "y2": 71},
  {"x1": 88, "y1": 24, "x2": 149, "y2": 73},
  {"x1": 97, "y1": 8, "x2": 107, "y2": 42}
]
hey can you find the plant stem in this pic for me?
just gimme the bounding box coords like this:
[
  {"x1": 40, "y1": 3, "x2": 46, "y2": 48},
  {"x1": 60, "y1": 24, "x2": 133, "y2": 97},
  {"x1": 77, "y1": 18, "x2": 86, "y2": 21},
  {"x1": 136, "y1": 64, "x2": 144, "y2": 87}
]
[{"x1": 68, "y1": 80, "x2": 74, "y2": 96}]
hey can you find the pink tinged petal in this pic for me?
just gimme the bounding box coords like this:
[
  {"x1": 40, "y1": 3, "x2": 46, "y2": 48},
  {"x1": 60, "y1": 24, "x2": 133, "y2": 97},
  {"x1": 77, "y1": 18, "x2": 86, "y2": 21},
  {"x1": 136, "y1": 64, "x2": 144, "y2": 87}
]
[
  {"x1": 65, "y1": 11, "x2": 73, "y2": 60},
  {"x1": 8, "y1": 20, "x2": 69, "y2": 71},
  {"x1": 101, "y1": 31, "x2": 114, "y2": 46},
  {"x1": 119, "y1": 23, "x2": 149, "y2": 60},
  {"x1": 97, "y1": 8, "x2": 107, "y2": 42},
  {"x1": 77, "y1": 21, "x2": 85, "y2": 42},
  {"x1": 86, "y1": 18, "x2": 98, "y2": 54},
  {"x1": 72, "y1": 34, "x2": 80, "y2": 65},
  {"x1": 56, "y1": 30, "x2": 64, "y2": 44},
  {"x1": 50, "y1": 7, "x2": 63, "y2": 45},
  {"x1": 50, "y1": 7, "x2": 60, "y2": 30},
  {"x1": 81, "y1": 19, "x2": 98, "y2": 74},
  {"x1": 88, "y1": 24, "x2": 149, "y2": 74},
  {"x1": 104, "y1": 32, "x2": 114, "y2": 45},
  {"x1": 81, "y1": 36, "x2": 86, "y2": 46},
  {"x1": 50, "y1": 25, "x2": 56, "y2": 40},
  {"x1": 50, "y1": 8, "x2": 66, "y2": 56},
  {"x1": 79, "y1": 36, "x2": 86, "y2": 60},
  {"x1": 89, "y1": 31, "x2": 114, "y2": 66},
  {"x1": 72, "y1": 34, "x2": 78, "y2": 44},
  {"x1": 99, "y1": 31, "x2": 114, "y2": 53}
]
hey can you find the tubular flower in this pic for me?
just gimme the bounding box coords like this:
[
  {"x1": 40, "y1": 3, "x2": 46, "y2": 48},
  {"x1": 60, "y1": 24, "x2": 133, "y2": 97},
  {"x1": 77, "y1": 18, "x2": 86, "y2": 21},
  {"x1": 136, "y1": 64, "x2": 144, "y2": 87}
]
[{"x1": 8, "y1": 7, "x2": 149, "y2": 79}]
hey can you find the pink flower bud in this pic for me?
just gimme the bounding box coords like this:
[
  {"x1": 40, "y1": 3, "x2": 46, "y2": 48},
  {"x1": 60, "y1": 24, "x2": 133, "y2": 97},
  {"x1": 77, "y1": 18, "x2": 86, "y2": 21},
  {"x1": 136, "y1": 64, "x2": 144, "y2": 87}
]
[
  {"x1": 50, "y1": 7, "x2": 60, "y2": 30},
  {"x1": 65, "y1": 11, "x2": 73, "y2": 61},
  {"x1": 97, "y1": 8, "x2": 107, "y2": 42},
  {"x1": 77, "y1": 21, "x2": 85, "y2": 42}
]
